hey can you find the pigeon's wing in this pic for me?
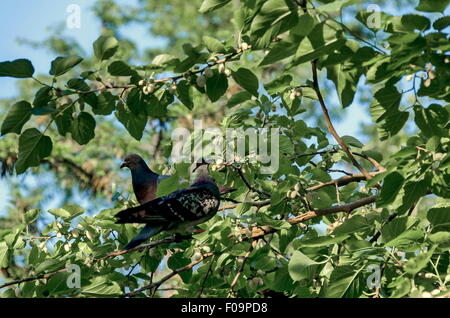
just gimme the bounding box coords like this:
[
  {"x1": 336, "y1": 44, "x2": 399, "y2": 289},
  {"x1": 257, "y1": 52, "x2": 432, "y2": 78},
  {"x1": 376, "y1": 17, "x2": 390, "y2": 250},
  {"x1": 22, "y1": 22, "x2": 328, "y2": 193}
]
[{"x1": 115, "y1": 187, "x2": 219, "y2": 225}]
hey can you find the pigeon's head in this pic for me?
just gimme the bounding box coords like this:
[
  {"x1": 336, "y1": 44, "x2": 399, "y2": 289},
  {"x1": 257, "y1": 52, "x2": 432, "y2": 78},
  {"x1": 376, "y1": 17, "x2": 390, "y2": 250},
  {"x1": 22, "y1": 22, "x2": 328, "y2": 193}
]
[{"x1": 120, "y1": 154, "x2": 145, "y2": 170}]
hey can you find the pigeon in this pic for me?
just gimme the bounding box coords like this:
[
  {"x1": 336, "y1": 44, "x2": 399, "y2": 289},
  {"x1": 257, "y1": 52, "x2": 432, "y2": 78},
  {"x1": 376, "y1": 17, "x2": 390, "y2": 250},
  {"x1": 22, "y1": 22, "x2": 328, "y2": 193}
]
[
  {"x1": 120, "y1": 154, "x2": 169, "y2": 204},
  {"x1": 121, "y1": 154, "x2": 235, "y2": 204},
  {"x1": 115, "y1": 162, "x2": 221, "y2": 250}
]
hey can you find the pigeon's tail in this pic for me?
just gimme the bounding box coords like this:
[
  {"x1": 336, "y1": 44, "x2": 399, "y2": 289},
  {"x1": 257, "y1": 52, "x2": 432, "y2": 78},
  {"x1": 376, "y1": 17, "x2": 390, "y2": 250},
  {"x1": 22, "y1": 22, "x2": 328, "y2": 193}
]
[{"x1": 123, "y1": 224, "x2": 164, "y2": 250}]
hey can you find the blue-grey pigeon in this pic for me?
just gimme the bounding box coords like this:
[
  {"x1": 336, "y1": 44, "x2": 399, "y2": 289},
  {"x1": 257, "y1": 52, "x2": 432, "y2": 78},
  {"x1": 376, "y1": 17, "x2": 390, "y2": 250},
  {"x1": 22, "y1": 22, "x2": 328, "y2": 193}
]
[
  {"x1": 115, "y1": 163, "x2": 220, "y2": 250},
  {"x1": 120, "y1": 154, "x2": 169, "y2": 204}
]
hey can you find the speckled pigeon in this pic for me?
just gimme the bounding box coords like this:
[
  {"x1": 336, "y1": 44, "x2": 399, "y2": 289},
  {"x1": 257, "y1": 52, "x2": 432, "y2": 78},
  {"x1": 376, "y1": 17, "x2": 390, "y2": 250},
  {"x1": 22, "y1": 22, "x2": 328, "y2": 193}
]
[
  {"x1": 120, "y1": 154, "x2": 169, "y2": 204},
  {"x1": 115, "y1": 163, "x2": 220, "y2": 250}
]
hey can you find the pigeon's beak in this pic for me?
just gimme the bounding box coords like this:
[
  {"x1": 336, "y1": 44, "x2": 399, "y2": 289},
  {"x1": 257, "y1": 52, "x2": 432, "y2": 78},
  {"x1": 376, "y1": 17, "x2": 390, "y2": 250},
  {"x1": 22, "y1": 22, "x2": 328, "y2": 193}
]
[{"x1": 120, "y1": 162, "x2": 127, "y2": 169}]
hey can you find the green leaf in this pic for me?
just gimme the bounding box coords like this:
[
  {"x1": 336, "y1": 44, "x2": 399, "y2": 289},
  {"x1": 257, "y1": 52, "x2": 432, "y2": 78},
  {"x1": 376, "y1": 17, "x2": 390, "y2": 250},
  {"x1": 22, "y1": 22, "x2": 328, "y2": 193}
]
[
  {"x1": 0, "y1": 242, "x2": 10, "y2": 267},
  {"x1": 250, "y1": 0, "x2": 297, "y2": 36},
  {"x1": 390, "y1": 277, "x2": 411, "y2": 298},
  {"x1": 0, "y1": 59, "x2": 34, "y2": 78},
  {"x1": 199, "y1": 0, "x2": 231, "y2": 13},
  {"x1": 115, "y1": 103, "x2": 147, "y2": 140},
  {"x1": 24, "y1": 209, "x2": 40, "y2": 224},
  {"x1": 414, "y1": 104, "x2": 449, "y2": 137},
  {"x1": 288, "y1": 251, "x2": 317, "y2": 281},
  {"x1": 295, "y1": 13, "x2": 315, "y2": 36},
  {"x1": 33, "y1": 87, "x2": 53, "y2": 108},
  {"x1": 377, "y1": 172, "x2": 404, "y2": 207},
  {"x1": 404, "y1": 247, "x2": 436, "y2": 275},
  {"x1": 300, "y1": 235, "x2": 350, "y2": 247},
  {"x1": 48, "y1": 204, "x2": 84, "y2": 220},
  {"x1": 333, "y1": 216, "x2": 371, "y2": 236},
  {"x1": 1, "y1": 101, "x2": 32, "y2": 135},
  {"x1": 34, "y1": 259, "x2": 63, "y2": 274},
  {"x1": 341, "y1": 135, "x2": 363, "y2": 148},
  {"x1": 226, "y1": 91, "x2": 252, "y2": 107},
  {"x1": 428, "y1": 232, "x2": 450, "y2": 247},
  {"x1": 16, "y1": 128, "x2": 53, "y2": 174},
  {"x1": 400, "y1": 14, "x2": 430, "y2": 31},
  {"x1": 93, "y1": 35, "x2": 119, "y2": 60},
  {"x1": 49, "y1": 55, "x2": 83, "y2": 76},
  {"x1": 416, "y1": 0, "x2": 450, "y2": 12},
  {"x1": 433, "y1": 16, "x2": 450, "y2": 30},
  {"x1": 289, "y1": 38, "x2": 346, "y2": 67},
  {"x1": 231, "y1": 68, "x2": 259, "y2": 96},
  {"x1": 70, "y1": 112, "x2": 96, "y2": 145},
  {"x1": 397, "y1": 178, "x2": 430, "y2": 214},
  {"x1": 108, "y1": 60, "x2": 135, "y2": 76},
  {"x1": 167, "y1": 252, "x2": 192, "y2": 283},
  {"x1": 206, "y1": 71, "x2": 228, "y2": 102},
  {"x1": 83, "y1": 277, "x2": 121, "y2": 296},
  {"x1": 93, "y1": 92, "x2": 116, "y2": 115},
  {"x1": 203, "y1": 35, "x2": 225, "y2": 53},
  {"x1": 176, "y1": 80, "x2": 194, "y2": 110},
  {"x1": 259, "y1": 35, "x2": 303, "y2": 66},
  {"x1": 264, "y1": 74, "x2": 292, "y2": 95},
  {"x1": 427, "y1": 206, "x2": 450, "y2": 228},
  {"x1": 320, "y1": 265, "x2": 364, "y2": 298}
]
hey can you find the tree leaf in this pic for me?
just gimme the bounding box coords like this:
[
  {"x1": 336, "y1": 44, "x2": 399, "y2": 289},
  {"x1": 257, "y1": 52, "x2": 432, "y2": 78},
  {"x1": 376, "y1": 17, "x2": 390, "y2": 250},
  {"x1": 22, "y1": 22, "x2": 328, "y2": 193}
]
[
  {"x1": 1, "y1": 101, "x2": 32, "y2": 136},
  {"x1": 288, "y1": 251, "x2": 317, "y2": 281},
  {"x1": 416, "y1": 0, "x2": 450, "y2": 12},
  {"x1": 199, "y1": 0, "x2": 231, "y2": 13},
  {"x1": 226, "y1": 91, "x2": 252, "y2": 107},
  {"x1": 231, "y1": 68, "x2": 259, "y2": 96},
  {"x1": 203, "y1": 35, "x2": 225, "y2": 53},
  {"x1": 377, "y1": 172, "x2": 404, "y2": 207},
  {"x1": 15, "y1": 128, "x2": 53, "y2": 174},
  {"x1": 176, "y1": 80, "x2": 194, "y2": 109},
  {"x1": 108, "y1": 60, "x2": 136, "y2": 76},
  {"x1": 115, "y1": 103, "x2": 147, "y2": 140},
  {"x1": 93, "y1": 35, "x2": 119, "y2": 60},
  {"x1": 427, "y1": 206, "x2": 450, "y2": 228},
  {"x1": 341, "y1": 135, "x2": 364, "y2": 148},
  {"x1": 404, "y1": 246, "x2": 436, "y2": 275},
  {"x1": 320, "y1": 265, "x2": 364, "y2": 298},
  {"x1": 206, "y1": 71, "x2": 228, "y2": 102},
  {"x1": 70, "y1": 112, "x2": 96, "y2": 145},
  {"x1": 0, "y1": 59, "x2": 34, "y2": 78},
  {"x1": 49, "y1": 55, "x2": 83, "y2": 76}
]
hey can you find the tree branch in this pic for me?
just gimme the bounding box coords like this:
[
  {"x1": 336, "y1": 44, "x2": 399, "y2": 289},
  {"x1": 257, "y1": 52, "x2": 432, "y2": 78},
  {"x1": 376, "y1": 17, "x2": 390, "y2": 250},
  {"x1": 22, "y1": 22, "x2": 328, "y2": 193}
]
[
  {"x1": 311, "y1": 59, "x2": 372, "y2": 180},
  {"x1": 123, "y1": 253, "x2": 213, "y2": 298}
]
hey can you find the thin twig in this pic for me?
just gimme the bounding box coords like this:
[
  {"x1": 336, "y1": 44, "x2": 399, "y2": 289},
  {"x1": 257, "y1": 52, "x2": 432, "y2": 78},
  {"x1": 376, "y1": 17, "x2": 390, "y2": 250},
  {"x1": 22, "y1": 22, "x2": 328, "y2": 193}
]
[{"x1": 311, "y1": 60, "x2": 372, "y2": 180}]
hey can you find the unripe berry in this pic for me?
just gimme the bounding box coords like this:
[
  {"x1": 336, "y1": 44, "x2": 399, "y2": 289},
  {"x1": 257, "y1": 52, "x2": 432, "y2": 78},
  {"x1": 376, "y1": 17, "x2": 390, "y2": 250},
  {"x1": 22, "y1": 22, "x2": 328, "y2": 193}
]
[
  {"x1": 138, "y1": 79, "x2": 145, "y2": 86},
  {"x1": 39, "y1": 242, "x2": 46, "y2": 249},
  {"x1": 224, "y1": 68, "x2": 232, "y2": 77},
  {"x1": 193, "y1": 252, "x2": 202, "y2": 261},
  {"x1": 422, "y1": 292, "x2": 432, "y2": 298},
  {"x1": 196, "y1": 75, "x2": 206, "y2": 88},
  {"x1": 204, "y1": 68, "x2": 214, "y2": 78},
  {"x1": 240, "y1": 42, "x2": 249, "y2": 50},
  {"x1": 86, "y1": 231, "x2": 94, "y2": 241},
  {"x1": 15, "y1": 288, "x2": 21, "y2": 297},
  {"x1": 169, "y1": 84, "x2": 177, "y2": 94},
  {"x1": 56, "y1": 233, "x2": 62, "y2": 238},
  {"x1": 147, "y1": 83, "x2": 156, "y2": 94},
  {"x1": 294, "y1": 183, "x2": 301, "y2": 192},
  {"x1": 71, "y1": 229, "x2": 80, "y2": 238},
  {"x1": 201, "y1": 246, "x2": 211, "y2": 253},
  {"x1": 218, "y1": 63, "x2": 225, "y2": 74},
  {"x1": 64, "y1": 243, "x2": 71, "y2": 252}
]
